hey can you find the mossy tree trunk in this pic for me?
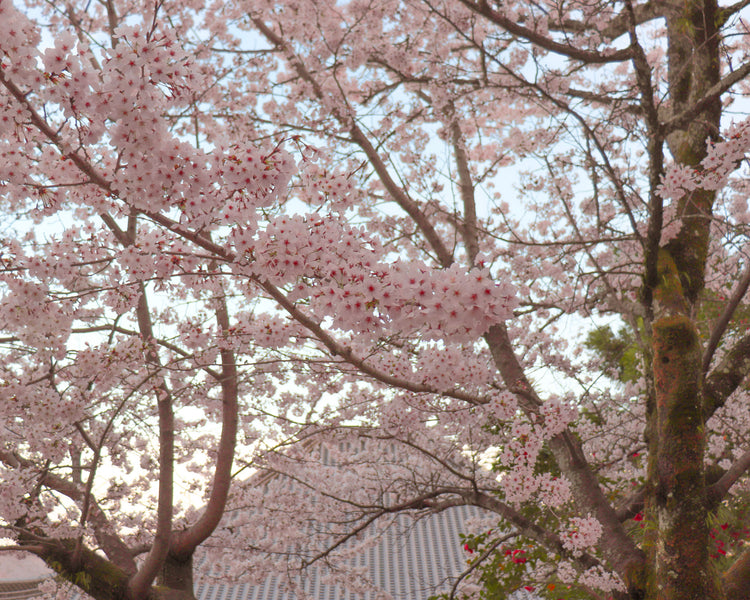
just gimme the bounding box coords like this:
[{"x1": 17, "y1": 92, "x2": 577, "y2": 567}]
[
  {"x1": 25, "y1": 537, "x2": 198, "y2": 600},
  {"x1": 646, "y1": 314, "x2": 720, "y2": 599},
  {"x1": 641, "y1": 2, "x2": 724, "y2": 599}
]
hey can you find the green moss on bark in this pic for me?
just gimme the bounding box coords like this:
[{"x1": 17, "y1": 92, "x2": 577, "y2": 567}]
[
  {"x1": 42, "y1": 540, "x2": 130, "y2": 600},
  {"x1": 647, "y1": 314, "x2": 720, "y2": 599}
]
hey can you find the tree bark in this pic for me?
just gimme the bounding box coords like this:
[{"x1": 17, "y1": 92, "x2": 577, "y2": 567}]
[
  {"x1": 158, "y1": 552, "x2": 194, "y2": 598},
  {"x1": 21, "y1": 537, "x2": 198, "y2": 600},
  {"x1": 724, "y1": 547, "x2": 750, "y2": 600},
  {"x1": 646, "y1": 314, "x2": 722, "y2": 599},
  {"x1": 638, "y1": 2, "x2": 726, "y2": 599}
]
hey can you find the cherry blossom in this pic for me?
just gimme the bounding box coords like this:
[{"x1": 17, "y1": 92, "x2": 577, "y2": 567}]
[{"x1": 2, "y1": 1, "x2": 750, "y2": 600}]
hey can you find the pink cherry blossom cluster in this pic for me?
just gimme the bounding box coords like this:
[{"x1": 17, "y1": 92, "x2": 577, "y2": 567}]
[
  {"x1": 579, "y1": 565, "x2": 627, "y2": 594},
  {"x1": 0, "y1": 3, "x2": 42, "y2": 87},
  {"x1": 244, "y1": 212, "x2": 517, "y2": 341},
  {"x1": 656, "y1": 163, "x2": 701, "y2": 202},
  {"x1": 501, "y1": 421, "x2": 542, "y2": 466},
  {"x1": 490, "y1": 398, "x2": 579, "y2": 494},
  {"x1": 562, "y1": 515, "x2": 603, "y2": 556},
  {"x1": 657, "y1": 117, "x2": 750, "y2": 202},
  {"x1": 555, "y1": 560, "x2": 626, "y2": 595},
  {"x1": 412, "y1": 344, "x2": 495, "y2": 393},
  {"x1": 496, "y1": 462, "x2": 572, "y2": 506},
  {"x1": 497, "y1": 470, "x2": 536, "y2": 505},
  {"x1": 1, "y1": 6, "x2": 295, "y2": 230},
  {"x1": 297, "y1": 159, "x2": 361, "y2": 211},
  {"x1": 0, "y1": 278, "x2": 73, "y2": 356},
  {"x1": 236, "y1": 312, "x2": 302, "y2": 350},
  {"x1": 495, "y1": 421, "x2": 545, "y2": 503},
  {"x1": 536, "y1": 473, "x2": 572, "y2": 508},
  {"x1": 540, "y1": 397, "x2": 578, "y2": 437},
  {"x1": 0, "y1": 468, "x2": 35, "y2": 522},
  {"x1": 485, "y1": 389, "x2": 518, "y2": 421}
]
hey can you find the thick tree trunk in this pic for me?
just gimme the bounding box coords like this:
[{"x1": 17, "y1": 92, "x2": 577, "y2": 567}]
[
  {"x1": 159, "y1": 552, "x2": 194, "y2": 596},
  {"x1": 645, "y1": 314, "x2": 722, "y2": 600},
  {"x1": 22, "y1": 537, "x2": 197, "y2": 600},
  {"x1": 147, "y1": 588, "x2": 197, "y2": 600},
  {"x1": 639, "y1": 2, "x2": 725, "y2": 598},
  {"x1": 35, "y1": 539, "x2": 131, "y2": 600}
]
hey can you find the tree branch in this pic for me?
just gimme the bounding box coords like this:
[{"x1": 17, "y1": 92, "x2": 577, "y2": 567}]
[
  {"x1": 127, "y1": 286, "x2": 175, "y2": 598},
  {"x1": 703, "y1": 262, "x2": 750, "y2": 372},
  {"x1": 663, "y1": 61, "x2": 750, "y2": 136},
  {"x1": 550, "y1": 1, "x2": 660, "y2": 41},
  {"x1": 17, "y1": 536, "x2": 132, "y2": 600},
  {"x1": 251, "y1": 16, "x2": 454, "y2": 268},
  {"x1": 171, "y1": 292, "x2": 238, "y2": 555},
  {"x1": 718, "y1": 0, "x2": 750, "y2": 27},
  {"x1": 256, "y1": 277, "x2": 488, "y2": 405},
  {"x1": 706, "y1": 447, "x2": 750, "y2": 508},
  {"x1": 704, "y1": 332, "x2": 750, "y2": 417},
  {"x1": 724, "y1": 545, "x2": 750, "y2": 600},
  {"x1": 449, "y1": 116, "x2": 479, "y2": 266},
  {"x1": 0, "y1": 449, "x2": 137, "y2": 573},
  {"x1": 483, "y1": 324, "x2": 646, "y2": 589},
  {"x1": 625, "y1": 0, "x2": 664, "y2": 318},
  {"x1": 456, "y1": 0, "x2": 634, "y2": 64},
  {"x1": 459, "y1": 489, "x2": 601, "y2": 570}
]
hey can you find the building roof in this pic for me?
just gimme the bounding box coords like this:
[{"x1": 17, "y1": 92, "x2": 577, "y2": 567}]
[
  {"x1": 0, "y1": 554, "x2": 49, "y2": 600},
  {"x1": 195, "y1": 504, "x2": 537, "y2": 600},
  {"x1": 191, "y1": 440, "x2": 537, "y2": 600},
  {"x1": 0, "y1": 579, "x2": 48, "y2": 600}
]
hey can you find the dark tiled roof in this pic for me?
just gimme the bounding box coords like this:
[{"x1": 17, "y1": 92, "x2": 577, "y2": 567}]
[{"x1": 0, "y1": 578, "x2": 48, "y2": 600}]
